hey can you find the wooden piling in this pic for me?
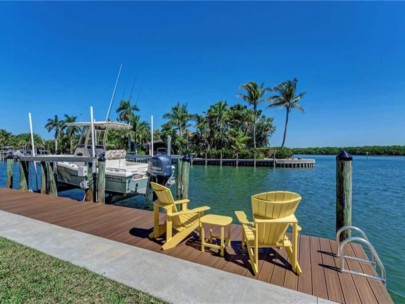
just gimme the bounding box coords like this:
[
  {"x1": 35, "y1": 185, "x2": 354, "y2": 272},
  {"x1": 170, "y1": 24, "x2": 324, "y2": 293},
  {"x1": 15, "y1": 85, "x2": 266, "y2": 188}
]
[
  {"x1": 6, "y1": 156, "x2": 13, "y2": 188},
  {"x1": 176, "y1": 158, "x2": 182, "y2": 199},
  {"x1": 47, "y1": 162, "x2": 58, "y2": 196},
  {"x1": 181, "y1": 155, "x2": 191, "y2": 199},
  {"x1": 85, "y1": 162, "x2": 93, "y2": 202},
  {"x1": 40, "y1": 161, "x2": 47, "y2": 194},
  {"x1": 220, "y1": 151, "x2": 223, "y2": 167},
  {"x1": 97, "y1": 156, "x2": 106, "y2": 203},
  {"x1": 92, "y1": 162, "x2": 97, "y2": 203},
  {"x1": 254, "y1": 149, "x2": 256, "y2": 168},
  {"x1": 336, "y1": 151, "x2": 352, "y2": 241},
  {"x1": 19, "y1": 161, "x2": 29, "y2": 191}
]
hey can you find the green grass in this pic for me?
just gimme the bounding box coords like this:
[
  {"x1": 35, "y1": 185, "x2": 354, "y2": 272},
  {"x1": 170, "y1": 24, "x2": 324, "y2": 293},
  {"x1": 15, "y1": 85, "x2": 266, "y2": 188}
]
[{"x1": 0, "y1": 237, "x2": 165, "y2": 304}]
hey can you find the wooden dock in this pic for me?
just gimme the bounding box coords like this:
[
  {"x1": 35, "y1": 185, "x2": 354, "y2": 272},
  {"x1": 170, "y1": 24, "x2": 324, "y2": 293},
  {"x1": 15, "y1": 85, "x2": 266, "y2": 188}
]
[
  {"x1": 127, "y1": 154, "x2": 315, "y2": 168},
  {"x1": 0, "y1": 188, "x2": 391, "y2": 304},
  {"x1": 191, "y1": 158, "x2": 315, "y2": 167}
]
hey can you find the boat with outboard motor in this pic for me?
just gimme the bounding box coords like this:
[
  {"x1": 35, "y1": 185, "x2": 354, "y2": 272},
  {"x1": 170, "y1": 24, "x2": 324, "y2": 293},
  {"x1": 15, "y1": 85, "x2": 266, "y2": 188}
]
[{"x1": 56, "y1": 121, "x2": 149, "y2": 195}]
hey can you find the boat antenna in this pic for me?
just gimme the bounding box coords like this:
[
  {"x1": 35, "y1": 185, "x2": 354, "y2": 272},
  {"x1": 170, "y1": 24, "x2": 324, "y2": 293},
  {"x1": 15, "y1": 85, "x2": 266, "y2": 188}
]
[
  {"x1": 105, "y1": 64, "x2": 122, "y2": 122},
  {"x1": 128, "y1": 73, "x2": 137, "y2": 102},
  {"x1": 136, "y1": 79, "x2": 143, "y2": 104}
]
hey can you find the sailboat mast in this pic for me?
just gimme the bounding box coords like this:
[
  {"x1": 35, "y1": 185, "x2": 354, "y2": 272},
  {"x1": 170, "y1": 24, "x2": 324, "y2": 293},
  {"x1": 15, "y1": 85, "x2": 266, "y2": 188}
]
[{"x1": 105, "y1": 64, "x2": 122, "y2": 122}]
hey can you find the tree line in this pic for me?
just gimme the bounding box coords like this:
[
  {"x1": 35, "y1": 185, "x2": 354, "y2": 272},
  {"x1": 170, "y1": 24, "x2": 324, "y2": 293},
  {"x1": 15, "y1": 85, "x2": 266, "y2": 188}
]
[
  {"x1": 292, "y1": 146, "x2": 405, "y2": 156},
  {"x1": 1, "y1": 79, "x2": 306, "y2": 159}
]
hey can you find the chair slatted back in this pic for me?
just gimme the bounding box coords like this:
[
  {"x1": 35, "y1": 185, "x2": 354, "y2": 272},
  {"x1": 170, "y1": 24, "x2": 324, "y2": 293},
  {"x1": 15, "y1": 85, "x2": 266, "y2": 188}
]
[
  {"x1": 252, "y1": 191, "x2": 301, "y2": 246},
  {"x1": 150, "y1": 182, "x2": 181, "y2": 226},
  {"x1": 252, "y1": 191, "x2": 301, "y2": 219}
]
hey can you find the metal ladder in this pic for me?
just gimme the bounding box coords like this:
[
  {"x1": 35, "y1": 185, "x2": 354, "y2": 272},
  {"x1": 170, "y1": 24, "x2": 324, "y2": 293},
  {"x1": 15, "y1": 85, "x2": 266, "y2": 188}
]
[{"x1": 336, "y1": 226, "x2": 386, "y2": 286}]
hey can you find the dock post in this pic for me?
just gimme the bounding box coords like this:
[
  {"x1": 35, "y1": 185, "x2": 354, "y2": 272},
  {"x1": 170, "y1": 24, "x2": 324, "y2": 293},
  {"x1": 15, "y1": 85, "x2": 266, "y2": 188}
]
[
  {"x1": 6, "y1": 155, "x2": 14, "y2": 188},
  {"x1": 19, "y1": 160, "x2": 29, "y2": 191},
  {"x1": 180, "y1": 154, "x2": 191, "y2": 199},
  {"x1": 254, "y1": 149, "x2": 256, "y2": 168},
  {"x1": 85, "y1": 162, "x2": 93, "y2": 202},
  {"x1": 176, "y1": 158, "x2": 183, "y2": 199},
  {"x1": 40, "y1": 161, "x2": 47, "y2": 194},
  {"x1": 92, "y1": 161, "x2": 97, "y2": 203},
  {"x1": 220, "y1": 151, "x2": 223, "y2": 167},
  {"x1": 336, "y1": 151, "x2": 352, "y2": 241},
  {"x1": 47, "y1": 162, "x2": 58, "y2": 196},
  {"x1": 97, "y1": 154, "x2": 106, "y2": 203},
  {"x1": 204, "y1": 152, "x2": 207, "y2": 166}
]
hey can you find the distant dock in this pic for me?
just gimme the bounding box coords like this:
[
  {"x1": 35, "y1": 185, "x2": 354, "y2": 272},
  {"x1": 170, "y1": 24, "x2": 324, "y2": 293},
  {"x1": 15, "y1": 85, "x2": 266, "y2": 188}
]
[
  {"x1": 191, "y1": 157, "x2": 315, "y2": 168},
  {"x1": 127, "y1": 154, "x2": 315, "y2": 168}
]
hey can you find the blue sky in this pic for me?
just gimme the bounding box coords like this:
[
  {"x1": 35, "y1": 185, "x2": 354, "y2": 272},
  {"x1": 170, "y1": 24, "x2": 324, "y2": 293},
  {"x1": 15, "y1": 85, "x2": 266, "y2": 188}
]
[{"x1": 1, "y1": 2, "x2": 405, "y2": 148}]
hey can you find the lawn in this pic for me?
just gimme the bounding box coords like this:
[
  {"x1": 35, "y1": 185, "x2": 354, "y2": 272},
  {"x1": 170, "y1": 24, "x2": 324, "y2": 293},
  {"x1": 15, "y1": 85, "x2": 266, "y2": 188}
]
[{"x1": 0, "y1": 237, "x2": 165, "y2": 303}]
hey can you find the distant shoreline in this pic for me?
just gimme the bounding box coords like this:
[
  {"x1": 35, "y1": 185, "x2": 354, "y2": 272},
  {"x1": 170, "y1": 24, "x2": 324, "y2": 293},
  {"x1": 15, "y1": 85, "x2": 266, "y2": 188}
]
[{"x1": 292, "y1": 145, "x2": 405, "y2": 156}]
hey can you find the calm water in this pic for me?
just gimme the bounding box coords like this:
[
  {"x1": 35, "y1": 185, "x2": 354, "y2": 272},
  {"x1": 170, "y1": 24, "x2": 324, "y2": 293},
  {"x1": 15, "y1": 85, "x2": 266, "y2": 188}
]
[{"x1": 1, "y1": 155, "x2": 404, "y2": 302}]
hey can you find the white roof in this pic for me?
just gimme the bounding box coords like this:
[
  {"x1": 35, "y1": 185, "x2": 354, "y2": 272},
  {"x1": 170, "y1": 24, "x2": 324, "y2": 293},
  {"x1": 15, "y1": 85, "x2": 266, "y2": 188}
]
[{"x1": 64, "y1": 121, "x2": 131, "y2": 130}]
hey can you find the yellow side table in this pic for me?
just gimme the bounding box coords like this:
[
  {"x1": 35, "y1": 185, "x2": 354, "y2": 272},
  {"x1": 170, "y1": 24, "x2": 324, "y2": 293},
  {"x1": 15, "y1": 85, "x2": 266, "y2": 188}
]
[{"x1": 200, "y1": 214, "x2": 232, "y2": 256}]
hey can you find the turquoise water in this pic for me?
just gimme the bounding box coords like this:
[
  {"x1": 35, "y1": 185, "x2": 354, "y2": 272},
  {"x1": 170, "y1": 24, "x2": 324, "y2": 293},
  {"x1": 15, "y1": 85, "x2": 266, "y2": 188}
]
[{"x1": 1, "y1": 155, "x2": 404, "y2": 302}]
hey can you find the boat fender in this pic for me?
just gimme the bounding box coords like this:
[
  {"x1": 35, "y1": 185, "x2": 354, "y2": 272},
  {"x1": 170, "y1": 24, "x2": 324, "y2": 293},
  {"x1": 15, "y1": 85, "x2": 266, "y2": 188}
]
[{"x1": 80, "y1": 180, "x2": 89, "y2": 190}]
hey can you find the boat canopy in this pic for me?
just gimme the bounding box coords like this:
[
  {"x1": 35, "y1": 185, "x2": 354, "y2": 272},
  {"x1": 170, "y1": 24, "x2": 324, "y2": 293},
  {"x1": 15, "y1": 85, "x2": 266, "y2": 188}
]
[{"x1": 64, "y1": 121, "x2": 131, "y2": 130}]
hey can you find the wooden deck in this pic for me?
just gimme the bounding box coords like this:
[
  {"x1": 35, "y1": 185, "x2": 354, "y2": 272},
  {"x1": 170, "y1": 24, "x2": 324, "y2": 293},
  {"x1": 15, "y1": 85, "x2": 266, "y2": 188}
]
[{"x1": 0, "y1": 188, "x2": 392, "y2": 304}]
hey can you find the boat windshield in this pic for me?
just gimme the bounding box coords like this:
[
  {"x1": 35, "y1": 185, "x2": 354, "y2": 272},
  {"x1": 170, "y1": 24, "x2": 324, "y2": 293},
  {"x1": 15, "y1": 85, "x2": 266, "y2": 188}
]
[{"x1": 78, "y1": 127, "x2": 106, "y2": 147}]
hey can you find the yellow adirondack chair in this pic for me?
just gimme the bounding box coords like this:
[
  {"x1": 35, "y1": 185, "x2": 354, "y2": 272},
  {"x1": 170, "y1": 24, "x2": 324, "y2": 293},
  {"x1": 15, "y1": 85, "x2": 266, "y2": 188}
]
[
  {"x1": 235, "y1": 191, "x2": 302, "y2": 275},
  {"x1": 149, "y1": 182, "x2": 210, "y2": 250}
]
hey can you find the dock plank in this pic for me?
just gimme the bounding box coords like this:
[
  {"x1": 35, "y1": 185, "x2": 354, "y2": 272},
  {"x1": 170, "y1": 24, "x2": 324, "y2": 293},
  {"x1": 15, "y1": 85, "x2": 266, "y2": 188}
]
[{"x1": 297, "y1": 235, "x2": 312, "y2": 295}]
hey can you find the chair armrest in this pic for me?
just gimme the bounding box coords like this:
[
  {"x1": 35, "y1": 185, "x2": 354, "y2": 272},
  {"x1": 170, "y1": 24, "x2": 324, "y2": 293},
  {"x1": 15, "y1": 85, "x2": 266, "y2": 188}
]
[
  {"x1": 254, "y1": 214, "x2": 298, "y2": 224},
  {"x1": 235, "y1": 211, "x2": 252, "y2": 225},
  {"x1": 173, "y1": 199, "x2": 190, "y2": 210},
  {"x1": 170, "y1": 206, "x2": 210, "y2": 217},
  {"x1": 173, "y1": 199, "x2": 190, "y2": 205}
]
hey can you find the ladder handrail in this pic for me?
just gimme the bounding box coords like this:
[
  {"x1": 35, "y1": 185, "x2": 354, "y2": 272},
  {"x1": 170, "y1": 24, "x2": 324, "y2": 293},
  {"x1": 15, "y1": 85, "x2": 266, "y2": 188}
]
[
  {"x1": 336, "y1": 225, "x2": 370, "y2": 260},
  {"x1": 337, "y1": 226, "x2": 386, "y2": 286}
]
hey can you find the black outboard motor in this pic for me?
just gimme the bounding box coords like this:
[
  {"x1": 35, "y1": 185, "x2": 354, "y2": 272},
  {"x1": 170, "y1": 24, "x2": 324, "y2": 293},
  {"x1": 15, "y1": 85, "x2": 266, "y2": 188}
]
[{"x1": 148, "y1": 154, "x2": 173, "y2": 186}]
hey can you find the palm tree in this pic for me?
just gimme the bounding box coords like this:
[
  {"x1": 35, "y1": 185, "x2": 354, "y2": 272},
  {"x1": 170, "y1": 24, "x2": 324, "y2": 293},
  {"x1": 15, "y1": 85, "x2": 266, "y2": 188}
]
[
  {"x1": 192, "y1": 114, "x2": 211, "y2": 159},
  {"x1": 62, "y1": 114, "x2": 80, "y2": 153},
  {"x1": 131, "y1": 115, "x2": 150, "y2": 147},
  {"x1": 206, "y1": 101, "x2": 229, "y2": 150},
  {"x1": 268, "y1": 78, "x2": 305, "y2": 148},
  {"x1": 236, "y1": 82, "x2": 268, "y2": 151},
  {"x1": 162, "y1": 102, "x2": 193, "y2": 153},
  {"x1": 0, "y1": 129, "x2": 13, "y2": 147},
  {"x1": 116, "y1": 99, "x2": 139, "y2": 123},
  {"x1": 229, "y1": 129, "x2": 250, "y2": 159},
  {"x1": 255, "y1": 115, "x2": 276, "y2": 147},
  {"x1": 45, "y1": 115, "x2": 64, "y2": 154}
]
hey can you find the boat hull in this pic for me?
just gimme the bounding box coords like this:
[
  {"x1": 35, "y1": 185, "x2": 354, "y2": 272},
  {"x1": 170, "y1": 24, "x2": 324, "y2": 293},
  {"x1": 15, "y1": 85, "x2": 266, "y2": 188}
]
[{"x1": 57, "y1": 162, "x2": 148, "y2": 195}]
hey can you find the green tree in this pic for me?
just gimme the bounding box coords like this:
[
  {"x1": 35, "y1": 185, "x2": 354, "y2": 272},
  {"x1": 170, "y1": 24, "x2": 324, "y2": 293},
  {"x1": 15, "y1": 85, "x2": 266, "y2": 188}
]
[
  {"x1": 206, "y1": 101, "x2": 229, "y2": 150},
  {"x1": 14, "y1": 133, "x2": 44, "y2": 151},
  {"x1": 268, "y1": 78, "x2": 305, "y2": 148},
  {"x1": 162, "y1": 102, "x2": 193, "y2": 153},
  {"x1": 62, "y1": 114, "x2": 80, "y2": 153},
  {"x1": 0, "y1": 129, "x2": 13, "y2": 147},
  {"x1": 228, "y1": 129, "x2": 250, "y2": 158},
  {"x1": 255, "y1": 115, "x2": 276, "y2": 147},
  {"x1": 236, "y1": 81, "x2": 268, "y2": 152},
  {"x1": 193, "y1": 114, "x2": 210, "y2": 152},
  {"x1": 45, "y1": 115, "x2": 64, "y2": 154},
  {"x1": 131, "y1": 115, "x2": 150, "y2": 148},
  {"x1": 116, "y1": 100, "x2": 139, "y2": 123}
]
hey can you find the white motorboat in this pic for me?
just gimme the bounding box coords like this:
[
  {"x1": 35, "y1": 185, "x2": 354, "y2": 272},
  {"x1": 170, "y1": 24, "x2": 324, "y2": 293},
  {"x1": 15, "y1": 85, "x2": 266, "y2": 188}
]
[{"x1": 57, "y1": 121, "x2": 149, "y2": 195}]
